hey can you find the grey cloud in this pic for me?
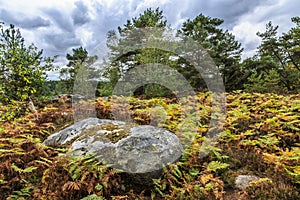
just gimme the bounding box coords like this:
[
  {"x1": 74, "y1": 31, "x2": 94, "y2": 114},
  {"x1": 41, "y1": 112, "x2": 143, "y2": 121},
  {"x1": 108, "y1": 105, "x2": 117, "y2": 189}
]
[
  {"x1": 72, "y1": 1, "x2": 91, "y2": 26},
  {"x1": 1, "y1": 0, "x2": 298, "y2": 63},
  {"x1": 42, "y1": 8, "x2": 74, "y2": 32},
  {"x1": 83, "y1": 1, "x2": 130, "y2": 52},
  {"x1": 240, "y1": 39, "x2": 260, "y2": 57},
  {"x1": 44, "y1": 32, "x2": 81, "y2": 53},
  {"x1": 245, "y1": 0, "x2": 300, "y2": 31},
  {"x1": 183, "y1": 0, "x2": 275, "y2": 28},
  {"x1": 0, "y1": 9, "x2": 50, "y2": 29},
  {"x1": 245, "y1": 39, "x2": 260, "y2": 51},
  {"x1": 125, "y1": 0, "x2": 266, "y2": 30},
  {"x1": 21, "y1": 17, "x2": 50, "y2": 29}
]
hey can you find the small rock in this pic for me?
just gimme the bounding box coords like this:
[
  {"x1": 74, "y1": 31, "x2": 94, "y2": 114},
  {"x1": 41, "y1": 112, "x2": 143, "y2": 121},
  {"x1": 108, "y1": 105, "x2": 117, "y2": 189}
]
[{"x1": 235, "y1": 175, "x2": 260, "y2": 190}]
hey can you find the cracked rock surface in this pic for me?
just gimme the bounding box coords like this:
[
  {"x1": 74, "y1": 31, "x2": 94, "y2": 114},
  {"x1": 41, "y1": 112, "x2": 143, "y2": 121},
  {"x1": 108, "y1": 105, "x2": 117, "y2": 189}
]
[{"x1": 43, "y1": 118, "x2": 183, "y2": 174}]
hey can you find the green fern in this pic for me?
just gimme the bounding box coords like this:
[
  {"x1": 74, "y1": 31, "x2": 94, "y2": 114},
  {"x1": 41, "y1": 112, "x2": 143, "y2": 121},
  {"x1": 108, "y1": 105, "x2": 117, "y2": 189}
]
[
  {"x1": 80, "y1": 194, "x2": 104, "y2": 200},
  {"x1": 10, "y1": 187, "x2": 32, "y2": 200},
  {"x1": 207, "y1": 161, "x2": 229, "y2": 172},
  {"x1": 11, "y1": 163, "x2": 37, "y2": 173},
  {"x1": 68, "y1": 154, "x2": 108, "y2": 181}
]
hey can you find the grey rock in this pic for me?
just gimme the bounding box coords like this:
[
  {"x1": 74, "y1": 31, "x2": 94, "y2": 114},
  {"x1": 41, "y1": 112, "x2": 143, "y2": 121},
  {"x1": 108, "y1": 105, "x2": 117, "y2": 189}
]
[
  {"x1": 235, "y1": 175, "x2": 260, "y2": 190},
  {"x1": 43, "y1": 118, "x2": 126, "y2": 147},
  {"x1": 43, "y1": 118, "x2": 183, "y2": 176}
]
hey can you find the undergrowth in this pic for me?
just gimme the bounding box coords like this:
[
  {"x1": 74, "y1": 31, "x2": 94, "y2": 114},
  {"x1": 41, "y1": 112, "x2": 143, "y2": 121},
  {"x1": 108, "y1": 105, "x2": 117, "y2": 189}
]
[{"x1": 0, "y1": 91, "x2": 299, "y2": 199}]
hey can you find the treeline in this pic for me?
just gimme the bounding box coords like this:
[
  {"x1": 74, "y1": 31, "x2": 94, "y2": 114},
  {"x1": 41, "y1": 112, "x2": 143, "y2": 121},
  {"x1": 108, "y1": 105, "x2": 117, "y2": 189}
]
[{"x1": 0, "y1": 8, "x2": 299, "y2": 104}]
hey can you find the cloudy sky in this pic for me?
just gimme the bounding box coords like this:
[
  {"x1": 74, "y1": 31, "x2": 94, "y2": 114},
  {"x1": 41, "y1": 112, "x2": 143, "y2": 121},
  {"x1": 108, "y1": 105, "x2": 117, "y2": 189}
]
[{"x1": 0, "y1": 0, "x2": 299, "y2": 79}]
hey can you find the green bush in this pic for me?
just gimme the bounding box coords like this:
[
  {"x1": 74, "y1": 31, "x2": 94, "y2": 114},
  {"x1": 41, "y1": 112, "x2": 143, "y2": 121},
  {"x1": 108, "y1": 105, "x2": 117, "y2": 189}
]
[{"x1": 0, "y1": 24, "x2": 53, "y2": 104}]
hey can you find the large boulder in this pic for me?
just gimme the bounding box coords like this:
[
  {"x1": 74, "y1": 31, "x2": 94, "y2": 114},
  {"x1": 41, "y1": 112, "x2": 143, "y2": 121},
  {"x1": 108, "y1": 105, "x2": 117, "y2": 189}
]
[{"x1": 43, "y1": 118, "x2": 183, "y2": 175}]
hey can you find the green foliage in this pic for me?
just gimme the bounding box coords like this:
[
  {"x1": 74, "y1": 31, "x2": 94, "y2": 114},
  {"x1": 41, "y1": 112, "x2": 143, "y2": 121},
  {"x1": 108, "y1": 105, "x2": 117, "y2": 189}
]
[
  {"x1": 9, "y1": 187, "x2": 32, "y2": 200},
  {"x1": 54, "y1": 80, "x2": 70, "y2": 94},
  {"x1": 58, "y1": 46, "x2": 98, "y2": 94},
  {"x1": 67, "y1": 154, "x2": 108, "y2": 182},
  {"x1": 118, "y1": 7, "x2": 167, "y2": 32},
  {"x1": 244, "y1": 68, "x2": 281, "y2": 93},
  {"x1": 104, "y1": 9, "x2": 298, "y2": 94},
  {"x1": 180, "y1": 14, "x2": 243, "y2": 90},
  {"x1": 264, "y1": 147, "x2": 300, "y2": 184},
  {"x1": 207, "y1": 161, "x2": 229, "y2": 172},
  {"x1": 105, "y1": 9, "x2": 244, "y2": 94},
  {"x1": 11, "y1": 164, "x2": 37, "y2": 174},
  {"x1": 0, "y1": 24, "x2": 53, "y2": 104},
  {"x1": 144, "y1": 83, "x2": 174, "y2": 98},
  {"x1": 80, "y1": 194, "x2": 104, "y2": 200},
  {"x1": 97, "y1": 82, "x2": 114, "y2": 97},
  {"x1": 105, "y1": 8, "x2": 174, "y2": 97},
  {"x1": 0, "y1": 101, "x2": 27, "y2": 121},
  {"x1": 242, "y1": 18, "x2": 300, "y2": 93}
]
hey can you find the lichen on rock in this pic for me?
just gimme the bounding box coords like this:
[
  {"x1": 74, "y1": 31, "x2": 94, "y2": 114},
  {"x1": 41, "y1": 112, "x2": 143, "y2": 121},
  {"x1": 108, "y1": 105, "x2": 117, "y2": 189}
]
[{"x1": 43, "y1": 118, "x2": 183, "y2": 176}]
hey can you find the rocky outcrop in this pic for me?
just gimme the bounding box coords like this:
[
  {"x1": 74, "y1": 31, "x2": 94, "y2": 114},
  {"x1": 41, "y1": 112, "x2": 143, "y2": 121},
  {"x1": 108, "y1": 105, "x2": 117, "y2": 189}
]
[{"x1": 43, "y1": 118, "x2": 183, "y2": 175}]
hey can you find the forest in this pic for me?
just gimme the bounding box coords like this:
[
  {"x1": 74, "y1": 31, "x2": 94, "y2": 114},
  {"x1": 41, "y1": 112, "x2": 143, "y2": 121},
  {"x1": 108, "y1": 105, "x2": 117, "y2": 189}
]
[{"x1": 0, "y1": 8, "x2": 299, "y2": 200}]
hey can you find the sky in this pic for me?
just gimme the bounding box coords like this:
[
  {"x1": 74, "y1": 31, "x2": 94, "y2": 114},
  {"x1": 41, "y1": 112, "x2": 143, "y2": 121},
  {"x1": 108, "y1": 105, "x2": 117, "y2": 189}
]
[{"x1": 0, "y1": 0, "x2": 299, "y2": 80}]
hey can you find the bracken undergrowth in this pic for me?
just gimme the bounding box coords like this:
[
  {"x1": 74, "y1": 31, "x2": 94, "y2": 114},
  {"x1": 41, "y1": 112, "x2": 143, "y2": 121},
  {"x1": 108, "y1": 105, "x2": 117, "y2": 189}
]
[{"x1": 0, "y1": 91, "x2": 299, "y2": 199}]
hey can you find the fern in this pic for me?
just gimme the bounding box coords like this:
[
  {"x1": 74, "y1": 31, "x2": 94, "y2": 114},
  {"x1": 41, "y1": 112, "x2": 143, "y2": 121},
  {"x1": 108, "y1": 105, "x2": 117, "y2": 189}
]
[
  {"x1": 0, "y1": 179, "x2": 7, "y2": 185},
  {"x1": 207, "y1": 161, "x2": 229, "y2": 172},
  {"x1": 80, "y1": 194, "x2": 105, "y2": 200},
  {"x1": 9, "y1": 187, "x2": 32, "y2": 200},
  {"x1": 68, "y1": 154, "x2": 108, "y2": 181},
  {"x1": 11, "y1": 163, "x2": 37, "y2": 173}
]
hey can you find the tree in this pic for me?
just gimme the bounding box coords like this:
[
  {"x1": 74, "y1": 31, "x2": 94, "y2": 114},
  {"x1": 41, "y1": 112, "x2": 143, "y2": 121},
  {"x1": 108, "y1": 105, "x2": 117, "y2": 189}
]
[
  {"x1": 105, "y1": 9, "x2": 243, "y2": 95},
  {"x1": 118, "y1": 7, "x2": 167, "y2": 33},
  {"x1": 105, "y1": 8, "x2": 217, "y2": 97},
  {"x1": 279, "y1": 17, "x2": 300, "y2": 91},
  {"x1": 251, "y1": 18, "x2": 300, "y2": 92},
  {"x1": 105, "y1": 8, "x2": 177, "y2": 97},
  {"x1": 285, "y1": 17, "x2": 300, "y2": 70},
  {"x1": 180, "y1": 14, "x2": 244, "y2": 90},
  {"x1": 243, "y1": 64, "x2": 281, "y2": 93},
  {"x1": 0, "y1": 23, "x2": 53, "y2": 104},
  {"x1": 58, "y1": 46, "x2": 98, "y2": 94},
  {"x1": 241, "y1": 17, "x2": 300, "y2": 93}
]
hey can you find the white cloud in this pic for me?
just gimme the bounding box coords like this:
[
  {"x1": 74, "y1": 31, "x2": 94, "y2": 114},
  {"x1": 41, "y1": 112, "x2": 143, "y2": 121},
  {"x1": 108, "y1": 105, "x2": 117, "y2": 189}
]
[
  {"x1": 231, "y1": 22, "x2": 265, "y2": 58},
  {"x1": 75, "y1": 27, "x2": 93, "y2": 45},
  {"x1": 229, "y1": 0, "x2": 300, "y2": 58}
]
